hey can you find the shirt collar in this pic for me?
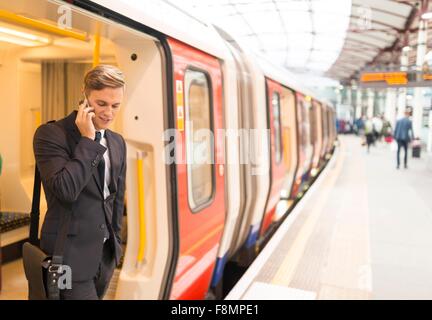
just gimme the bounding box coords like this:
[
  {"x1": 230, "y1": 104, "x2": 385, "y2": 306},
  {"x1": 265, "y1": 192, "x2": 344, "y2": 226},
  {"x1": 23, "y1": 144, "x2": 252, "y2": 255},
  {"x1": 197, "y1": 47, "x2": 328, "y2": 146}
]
[{"x1": 98, "y1": 129, "x2": 106, "y2": 139}]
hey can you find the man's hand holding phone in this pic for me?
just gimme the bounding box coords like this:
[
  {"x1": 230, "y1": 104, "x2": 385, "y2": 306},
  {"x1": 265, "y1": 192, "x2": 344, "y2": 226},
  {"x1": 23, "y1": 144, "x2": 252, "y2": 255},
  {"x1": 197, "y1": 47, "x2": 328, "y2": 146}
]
[{"x1": 75, "y1": 98, "x2": 96, "y2": 140}]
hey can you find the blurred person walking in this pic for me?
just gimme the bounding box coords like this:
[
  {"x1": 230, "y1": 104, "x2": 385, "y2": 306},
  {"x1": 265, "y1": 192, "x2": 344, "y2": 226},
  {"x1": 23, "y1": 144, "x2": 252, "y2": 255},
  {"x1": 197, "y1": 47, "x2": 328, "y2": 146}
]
[
  {"x1": 394, "y1": 110, "x2": 414, "y2": 169},
  {"x1": 364, "y1": 117, "x2": 375, "y2": 153}
]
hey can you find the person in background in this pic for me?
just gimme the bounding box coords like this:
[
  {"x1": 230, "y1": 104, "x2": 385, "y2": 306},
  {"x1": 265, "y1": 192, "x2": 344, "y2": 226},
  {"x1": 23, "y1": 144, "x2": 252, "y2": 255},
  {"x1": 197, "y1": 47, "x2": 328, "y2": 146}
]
[
  {"x1": 394, "y1": 110, "x2": 414, "y2": 169},
  {"x1": 382, "y1": 117, "x2": 393, "y2": 143},
  {"x1": 372, "y1": 115, "x2": 383, "y2": 143},
  {"x1": 364, "y1": 117, "x2": 375, "y2": 153},
  {"x1": 358, "y1": 116, "x2": 365, "y2": 136}
]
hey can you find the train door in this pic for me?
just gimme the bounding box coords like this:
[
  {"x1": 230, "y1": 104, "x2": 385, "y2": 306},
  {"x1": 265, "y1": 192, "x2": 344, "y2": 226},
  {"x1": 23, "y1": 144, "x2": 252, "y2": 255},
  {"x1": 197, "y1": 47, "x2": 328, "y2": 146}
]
[
  {"x1": 260, "y1": 78, "x2": 286, "y2": 236},
  {"x1": 275, "y1": 86, "x2": 298, "y2": 216},
  {"x1": 167, "y1": 38, "x2": 225, "y2": 299},
  {"x1": 302, "y1": 96, "x2": 313, "y2": 182},
  {"x1": 291, "y1": 93, "x2": 312, "y2": 197},
  {"x1": 311, "y1": 100, "x2": 323, "y2": 175},
  {"x1": 0, "y1": 0, "x2": 193, "y2": 300},
  {"x1": 331, "y1": 109, "x2": 337, "y2": 151},
  {"x1": 321, "y1": 104, "x2": 329, "y2": 161},
  {"x1": 326, "y1": 108, "x2": 334, "y2": 155}
]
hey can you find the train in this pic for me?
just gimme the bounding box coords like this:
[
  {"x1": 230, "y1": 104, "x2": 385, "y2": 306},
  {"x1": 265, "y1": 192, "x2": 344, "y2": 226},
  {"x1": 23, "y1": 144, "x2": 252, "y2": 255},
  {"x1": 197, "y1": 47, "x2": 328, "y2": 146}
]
[{"x1": 0, "y1": 0, "x2": 336, "y2": 299}]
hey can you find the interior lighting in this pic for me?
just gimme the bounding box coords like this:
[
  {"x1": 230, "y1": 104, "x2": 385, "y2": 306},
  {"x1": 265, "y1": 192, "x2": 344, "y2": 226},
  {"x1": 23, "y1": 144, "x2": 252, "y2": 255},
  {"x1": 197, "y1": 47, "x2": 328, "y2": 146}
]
[{"x1": 0, "y1": 25, "x2": 50, "y2": 46}]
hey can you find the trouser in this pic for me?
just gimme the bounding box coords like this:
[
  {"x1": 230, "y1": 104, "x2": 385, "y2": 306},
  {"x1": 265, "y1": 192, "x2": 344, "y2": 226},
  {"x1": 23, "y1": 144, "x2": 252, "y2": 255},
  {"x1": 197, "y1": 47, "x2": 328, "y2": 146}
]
[
  {"x1": 60, "y1": 241, "x2": 115, "y2": 300},
  {"x1": 397, "y1": 139, "x2": 408, "y2": 167},
  {"x1": 366, "y1": 133, "x2": 374, "y2": 152}
]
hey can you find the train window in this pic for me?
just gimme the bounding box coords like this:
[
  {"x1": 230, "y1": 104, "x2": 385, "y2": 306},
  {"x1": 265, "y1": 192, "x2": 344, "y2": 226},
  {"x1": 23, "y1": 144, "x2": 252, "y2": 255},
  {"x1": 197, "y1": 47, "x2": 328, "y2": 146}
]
[
  {"x1": 280, "y1": 88, "x2": 295, "y2": 168},
  {"x1": 322, "y1": 106, "x2": 328, "y2": 138},
  {"x1": 184, "y1": 69, "x2": 215, "y2": 212},
  {"x1": 309, "y1": 102, "x2": 316, "y2": 142},
  {"x1": 272, "y1": 92, "x2": 282, "y2": 164},
  {"x1": 300, "y1": 100, "x2": 310, "y2": 148}
]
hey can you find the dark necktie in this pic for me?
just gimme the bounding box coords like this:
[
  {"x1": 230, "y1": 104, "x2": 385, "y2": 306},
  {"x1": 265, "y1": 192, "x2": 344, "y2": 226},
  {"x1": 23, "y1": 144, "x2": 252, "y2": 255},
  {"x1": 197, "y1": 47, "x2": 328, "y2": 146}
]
[{"x1": 94, "y1": 131, "x2": 105, "y2": 188}]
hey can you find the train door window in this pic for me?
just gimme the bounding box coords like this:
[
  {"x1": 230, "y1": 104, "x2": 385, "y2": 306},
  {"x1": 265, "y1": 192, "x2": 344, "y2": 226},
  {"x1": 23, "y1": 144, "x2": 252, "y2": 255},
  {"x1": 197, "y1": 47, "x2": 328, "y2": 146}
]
[
  {"x1": 272, "y1": 92, "x2": 282, "y2": 164},
  {"x1": 300, "y1": 100, "x2": 309, "y2": 147},
  {"x1": 309, "y1": 102, "x2": 316, "y2": 142},
  {"x1": 280, "y1": 88, "x2": 295, "y2": 168},
  {"x1": 184, "y1": 69, "x2": 215, "y2": 212},
  {"x1": 322, "y1": 106, "x2": 328, "y2": 137}
]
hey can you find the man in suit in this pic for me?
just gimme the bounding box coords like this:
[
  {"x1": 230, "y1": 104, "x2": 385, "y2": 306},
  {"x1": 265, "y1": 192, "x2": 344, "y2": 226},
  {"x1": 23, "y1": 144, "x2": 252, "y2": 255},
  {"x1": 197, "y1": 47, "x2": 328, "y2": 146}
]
[
  {"x1": 394, "y1": 110, "x2": 414, "y2": 169},
  {"x1": 33, "y1": 65, "x2": 127, "y2": 299}
]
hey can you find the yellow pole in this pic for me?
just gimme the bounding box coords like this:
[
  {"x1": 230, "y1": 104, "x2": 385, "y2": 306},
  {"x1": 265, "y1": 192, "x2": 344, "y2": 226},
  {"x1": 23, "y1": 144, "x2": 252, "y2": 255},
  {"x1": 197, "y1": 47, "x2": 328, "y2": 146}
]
[
  {"x1": 136, "y1": 151, "x2": 147, "y2": 266},
  {"x1": 93, "y1": 23, "x2": 101, "y2": 67},
  {"x1": 35, "y1": 110, "x2": 41, "y2": 129},
  {"x1": 0, "y1": 9, "x2": 88, "y2": 41}
]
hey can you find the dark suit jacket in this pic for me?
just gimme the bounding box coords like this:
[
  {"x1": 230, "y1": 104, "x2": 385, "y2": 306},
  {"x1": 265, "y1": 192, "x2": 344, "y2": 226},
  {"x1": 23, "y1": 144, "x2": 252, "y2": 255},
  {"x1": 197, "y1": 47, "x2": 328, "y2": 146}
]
[
  {"x1": 33, "y1": 111, "x2": 126, "y2": 282},
  {"x1": 394, "y1": 117, "x2": 413, "y2": 142}
]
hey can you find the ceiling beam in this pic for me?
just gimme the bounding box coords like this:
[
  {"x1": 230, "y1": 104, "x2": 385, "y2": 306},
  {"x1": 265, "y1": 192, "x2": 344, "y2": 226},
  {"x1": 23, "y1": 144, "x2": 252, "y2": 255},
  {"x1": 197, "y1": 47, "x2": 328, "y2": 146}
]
[
  {"x1": 345, "y1": 1, "x2": 420, "y2": 81},
  {"x1": 351, "y1": 3, "x2": 408, "y2": 19}
]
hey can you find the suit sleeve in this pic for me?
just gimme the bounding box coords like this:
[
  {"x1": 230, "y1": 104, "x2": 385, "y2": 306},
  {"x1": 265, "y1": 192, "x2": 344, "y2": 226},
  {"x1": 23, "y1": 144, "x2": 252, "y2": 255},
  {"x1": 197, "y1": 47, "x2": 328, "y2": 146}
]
[
  {"x1": 33, "y1": 123, "x2": 107, "y2": 203},
  {"x1": 112, "y1": 136, "x2": 127, "y2": 243},
  {"x1": 393, "y1": 121, "x2": 399, "y2": 138}
]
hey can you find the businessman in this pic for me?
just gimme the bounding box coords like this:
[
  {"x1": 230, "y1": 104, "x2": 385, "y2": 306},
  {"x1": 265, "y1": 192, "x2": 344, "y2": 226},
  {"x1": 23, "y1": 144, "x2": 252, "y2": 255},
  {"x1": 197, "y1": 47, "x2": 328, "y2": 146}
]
[
  {"x1": 33, "y1": 65, "x2": 127, "y2": 299},
  {"x1": 394, "y1": 110, "x2": 414, "y2": 169}
]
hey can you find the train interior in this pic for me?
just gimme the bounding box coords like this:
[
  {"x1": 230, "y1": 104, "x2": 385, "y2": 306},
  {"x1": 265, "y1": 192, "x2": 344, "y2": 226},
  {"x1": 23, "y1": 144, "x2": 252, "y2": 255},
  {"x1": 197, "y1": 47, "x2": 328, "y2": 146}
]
[{"x1": 0, "y1": 0, "x2": 171, "y2": 299}]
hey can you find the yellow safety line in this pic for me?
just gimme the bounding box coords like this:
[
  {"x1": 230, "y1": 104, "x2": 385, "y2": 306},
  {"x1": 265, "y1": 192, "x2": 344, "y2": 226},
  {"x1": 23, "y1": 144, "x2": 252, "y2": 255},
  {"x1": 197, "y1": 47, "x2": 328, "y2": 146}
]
[
  {"x1": 183, "y1": 224, "x2": 224, "y2": 256},
  {"x1": 0, "y1": 9, "x2": 88, "y2": 41},
  {"x1": 93, "y1": 23, "x2": 101, "y2": 67},
  {"x1": 271, "y1": 141, "x2": 346, "y2": 286},
  {"x1": 136, "y1": 155, "x2": 147, "y2": 265}
]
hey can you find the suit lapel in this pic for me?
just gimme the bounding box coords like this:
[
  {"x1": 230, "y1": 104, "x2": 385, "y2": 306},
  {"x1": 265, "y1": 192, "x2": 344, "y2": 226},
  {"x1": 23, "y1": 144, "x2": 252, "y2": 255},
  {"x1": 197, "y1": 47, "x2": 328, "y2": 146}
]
[
  {"x1": 105, "y1": 129, "x2": 120, "y2": 193},
  {"x1": 92, "y1": 164, "x2": 104, "y2": 196}
]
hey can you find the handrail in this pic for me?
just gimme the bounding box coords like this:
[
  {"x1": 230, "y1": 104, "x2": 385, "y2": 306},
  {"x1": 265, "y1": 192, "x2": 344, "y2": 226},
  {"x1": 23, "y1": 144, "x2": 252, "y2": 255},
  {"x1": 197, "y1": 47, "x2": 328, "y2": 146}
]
[
  {"x1": 136, "y1": 151, "x2": 147, "y2": 267},
  {"x1": 93, "y1": 23, "x2": 100, "y2": 67},
  {"x1": 0, "y1": 9, "x2": 88, "y2": 41}
]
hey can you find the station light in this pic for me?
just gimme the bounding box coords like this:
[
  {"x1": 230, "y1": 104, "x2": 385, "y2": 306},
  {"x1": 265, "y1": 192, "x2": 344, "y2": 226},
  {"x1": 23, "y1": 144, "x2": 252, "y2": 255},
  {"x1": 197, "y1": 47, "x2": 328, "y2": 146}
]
[{"x1": 421, "y1": 12, "x2": 432, "y2": 20}]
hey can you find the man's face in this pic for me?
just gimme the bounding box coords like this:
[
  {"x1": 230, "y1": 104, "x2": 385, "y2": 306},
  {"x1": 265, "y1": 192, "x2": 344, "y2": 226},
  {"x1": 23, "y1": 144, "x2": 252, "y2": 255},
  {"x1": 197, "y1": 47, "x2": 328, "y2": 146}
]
[{"x1": 87, "y1": 87, "x2": 124, "y2": 130}]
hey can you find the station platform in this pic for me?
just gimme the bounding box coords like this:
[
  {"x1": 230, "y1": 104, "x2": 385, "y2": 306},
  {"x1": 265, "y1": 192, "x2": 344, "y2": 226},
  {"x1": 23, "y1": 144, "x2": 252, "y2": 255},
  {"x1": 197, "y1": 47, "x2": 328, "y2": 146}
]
[{"x1": 226, "y1": 135, "x2": 432, "y2": 300}]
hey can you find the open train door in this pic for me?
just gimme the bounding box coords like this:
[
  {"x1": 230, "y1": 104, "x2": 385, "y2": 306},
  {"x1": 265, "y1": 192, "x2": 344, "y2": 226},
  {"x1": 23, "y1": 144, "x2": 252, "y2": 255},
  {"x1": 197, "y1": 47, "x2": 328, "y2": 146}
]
[
  {"x1": 260, "y1": 78, "x2": 287, "y2": 236},
  {"x1": 165, "y1": 38, "x2": 226, "y2": 299}
]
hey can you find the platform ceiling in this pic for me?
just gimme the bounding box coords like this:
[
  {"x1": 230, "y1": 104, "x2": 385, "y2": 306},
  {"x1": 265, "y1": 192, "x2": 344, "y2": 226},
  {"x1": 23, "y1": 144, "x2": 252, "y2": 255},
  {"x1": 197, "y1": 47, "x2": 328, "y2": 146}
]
[{"x1": 179, "y1": 0, "x2": 426, "y2": 85}]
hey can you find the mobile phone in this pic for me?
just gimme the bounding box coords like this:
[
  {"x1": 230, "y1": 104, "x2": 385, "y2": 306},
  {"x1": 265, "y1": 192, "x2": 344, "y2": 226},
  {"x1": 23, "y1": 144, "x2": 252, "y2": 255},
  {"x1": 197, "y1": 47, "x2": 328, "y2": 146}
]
[
  {"x1": 83, "y1": 94, "x2": 91, "y2": 109},
  {"x1": 83, "y1": 94, "x2": 96, "y2": 127}
]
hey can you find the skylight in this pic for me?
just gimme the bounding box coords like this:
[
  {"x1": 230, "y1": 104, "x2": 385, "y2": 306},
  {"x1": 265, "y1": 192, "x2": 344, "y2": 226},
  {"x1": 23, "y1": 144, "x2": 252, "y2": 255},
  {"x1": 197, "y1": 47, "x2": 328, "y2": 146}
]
[{"x1": 181, "y1": 0, "x2": 352, "y2": 75}]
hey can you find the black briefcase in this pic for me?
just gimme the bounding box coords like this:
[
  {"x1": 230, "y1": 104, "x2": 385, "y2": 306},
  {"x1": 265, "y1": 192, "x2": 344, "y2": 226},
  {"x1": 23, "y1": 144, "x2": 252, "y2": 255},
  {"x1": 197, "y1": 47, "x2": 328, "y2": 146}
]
[
  {"x1": 22, "y1": 242, "x2": 56, "y2": 300},
  {"x1": 22, "y1": 163, "x2": 71, "y2": 300}
]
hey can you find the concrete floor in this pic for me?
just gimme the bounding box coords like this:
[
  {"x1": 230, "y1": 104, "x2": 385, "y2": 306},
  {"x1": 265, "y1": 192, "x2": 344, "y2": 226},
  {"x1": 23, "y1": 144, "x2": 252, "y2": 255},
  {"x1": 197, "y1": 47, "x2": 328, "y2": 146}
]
[
  {"x1": 230, "y1": 135, "x2": 432, "y2": 300},
  {"x1": 366, "y1": 137, "x2": 432, "y2": 299}
]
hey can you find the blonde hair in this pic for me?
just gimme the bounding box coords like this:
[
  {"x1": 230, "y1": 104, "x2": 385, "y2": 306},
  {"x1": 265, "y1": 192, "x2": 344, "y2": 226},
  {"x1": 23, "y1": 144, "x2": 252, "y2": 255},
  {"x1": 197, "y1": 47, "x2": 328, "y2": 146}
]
[{"x1": 84, "y1": 64, "x2": 125, "y2": 96}]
